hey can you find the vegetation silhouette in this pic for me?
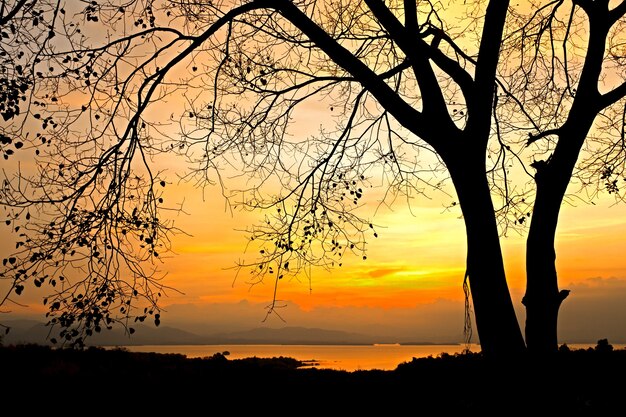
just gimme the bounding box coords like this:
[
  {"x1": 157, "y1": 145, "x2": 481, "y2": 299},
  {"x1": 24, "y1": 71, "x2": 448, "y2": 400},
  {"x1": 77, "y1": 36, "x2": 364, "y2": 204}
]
[
  {"x1": 1, "y1": 339, "x2": 625, "y2": 412},
  {"x1": 1, "y1": 1, "x2": 626, "y2": 359}
]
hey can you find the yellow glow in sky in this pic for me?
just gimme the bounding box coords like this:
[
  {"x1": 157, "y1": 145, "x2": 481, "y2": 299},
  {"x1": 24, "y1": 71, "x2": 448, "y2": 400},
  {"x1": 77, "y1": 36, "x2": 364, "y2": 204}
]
[
  {"x1": 4, "y1": 1, "x2": 626, "y2": 346},
  {"x1": 152, "y1": 169, "x2": 626, "y2": 317}
]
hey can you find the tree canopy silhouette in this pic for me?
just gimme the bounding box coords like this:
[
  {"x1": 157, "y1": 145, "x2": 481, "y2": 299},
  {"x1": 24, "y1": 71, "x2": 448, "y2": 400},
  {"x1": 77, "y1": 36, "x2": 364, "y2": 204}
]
[{"x1": 1, "y1": 0, "x2": 626, "y2": 356}]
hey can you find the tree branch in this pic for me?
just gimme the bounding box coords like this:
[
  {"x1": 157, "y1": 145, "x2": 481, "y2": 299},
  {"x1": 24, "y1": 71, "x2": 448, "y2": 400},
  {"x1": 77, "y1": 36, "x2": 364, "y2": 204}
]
[
  {"x1": 425, "y1": 35, "x2": 475, "y2": 99},
  {"x1": 404, "y1": 0, "x2": 418, "y2": 33},
  {"x1": 609, "y1": 0, "x2": 626, "y2": 24},
  {"x1": 600, "y1": 81, "x2": 626, "y2": 110},
  {"x1": 526, "y1": 128, "x2": 561, "y2": 147},
  {"x1": 0, "y1": 0, "x2": 30, "y2": 26},
  {"x1": 469, "y1": 0, "x2": 510, "y2": 135},
  {"x1": 363, "y1": 0, "x2": 450, "y2": 120},
  {"x1": 272, "y1": 0, "x2": 439, "y2": 140}
]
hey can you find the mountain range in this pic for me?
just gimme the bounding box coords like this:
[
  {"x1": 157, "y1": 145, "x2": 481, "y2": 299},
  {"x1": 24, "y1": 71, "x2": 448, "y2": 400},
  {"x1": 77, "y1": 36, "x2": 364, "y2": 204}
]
[{"x1": 1, "y1": 319, "x2": 449, "y2": 346}]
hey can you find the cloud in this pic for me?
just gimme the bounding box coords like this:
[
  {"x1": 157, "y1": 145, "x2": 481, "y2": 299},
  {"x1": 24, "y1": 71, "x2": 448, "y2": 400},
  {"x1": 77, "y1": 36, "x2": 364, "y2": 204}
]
[
  {"x1": 6, "y1": 276, "x2": 626, "y2": 345},
  {"x1": 557, "y1": 277, "x2": 626, "y2": 343},
  {"x1": 366, "y1": 267, "x2": 406, "y2": 278},
  {"x1": 160, "y1": 276, "x2": 626, "y2": 344}
]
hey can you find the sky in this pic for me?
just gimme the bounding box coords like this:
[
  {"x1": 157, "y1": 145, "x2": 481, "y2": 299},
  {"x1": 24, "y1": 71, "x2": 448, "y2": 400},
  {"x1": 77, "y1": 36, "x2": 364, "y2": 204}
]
[
  {"x1": 4, "y1": 139, "x2": 626, "y2": 344},
  {"x1": 130, "y1": 181, "x2": 626, "y2": 343},
  {"x1": 2, "y1": 1, "x2": 626, "y2": 345}
]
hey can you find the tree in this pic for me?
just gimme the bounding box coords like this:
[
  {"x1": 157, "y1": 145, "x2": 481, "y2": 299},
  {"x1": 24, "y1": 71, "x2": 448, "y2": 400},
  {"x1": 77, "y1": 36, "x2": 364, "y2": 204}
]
[
  {"x1": 13, "y1": 0, "x2": 626, "y2": 357},
  {"x1": 495, "y1": 0, "x2": 626, "y2": 354},
  {"x1": 0, "y1": 0, "x2": 529, "y2": 354}
]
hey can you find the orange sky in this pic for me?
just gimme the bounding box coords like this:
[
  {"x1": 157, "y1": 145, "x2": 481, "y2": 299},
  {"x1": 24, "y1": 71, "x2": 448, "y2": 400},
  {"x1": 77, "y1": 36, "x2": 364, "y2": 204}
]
[
  {"x1": 5, "y1": 83, "x2": 626, "y2": 343},
  {"x1": 8, "y1": 125, "x2": 626, "y2": 343},
  {"x1": 152, "y1": 171, "x2": 626, "y2": 309},
  {"x1": 3, "y1": 1, "x2": 626, "y2": 344}
]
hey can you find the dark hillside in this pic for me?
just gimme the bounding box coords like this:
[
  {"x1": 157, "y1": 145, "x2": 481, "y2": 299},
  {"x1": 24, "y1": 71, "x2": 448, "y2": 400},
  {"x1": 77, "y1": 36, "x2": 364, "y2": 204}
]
[{"x1": 1, "y1": 342, "x2": 625, "y2": 413}]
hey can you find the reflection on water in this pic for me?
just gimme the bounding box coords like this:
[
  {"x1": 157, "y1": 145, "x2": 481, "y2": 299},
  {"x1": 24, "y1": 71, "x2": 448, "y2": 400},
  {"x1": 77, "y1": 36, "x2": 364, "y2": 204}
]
[
  {"x1": 122, "y1": 343, "x2": 473, "y2": 371},
  {"x1": 120, "y1": 343, "x2": 626, "y2": 372}
]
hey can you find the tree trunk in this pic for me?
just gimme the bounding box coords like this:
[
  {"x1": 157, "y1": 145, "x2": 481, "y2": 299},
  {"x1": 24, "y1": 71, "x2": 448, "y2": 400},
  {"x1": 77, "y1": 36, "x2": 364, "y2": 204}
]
[
  {"x1": 524, "y1": 176, "x2": 570, "y2": 355},
  {"x1": 523, "y1": 128, "x2": 588, "y2": 355},
  {"x1": 447, "y1": 155, "x2": 526, "y2": 357},
  {"x1": 523, "y1": 3, "x2": 612, "y2": 355}
]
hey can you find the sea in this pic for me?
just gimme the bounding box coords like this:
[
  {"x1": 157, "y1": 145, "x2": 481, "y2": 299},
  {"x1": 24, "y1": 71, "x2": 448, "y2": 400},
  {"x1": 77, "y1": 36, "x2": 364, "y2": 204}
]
[{"x1": 116, "y1": 343, "x2": 621, "y2": 372}]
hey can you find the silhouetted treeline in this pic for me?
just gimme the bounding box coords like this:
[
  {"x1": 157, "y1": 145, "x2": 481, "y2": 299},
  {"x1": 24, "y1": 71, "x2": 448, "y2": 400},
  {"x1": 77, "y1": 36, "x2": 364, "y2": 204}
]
[{"x1": 2, "y1": 340, "x2": 625, "y2": 413}]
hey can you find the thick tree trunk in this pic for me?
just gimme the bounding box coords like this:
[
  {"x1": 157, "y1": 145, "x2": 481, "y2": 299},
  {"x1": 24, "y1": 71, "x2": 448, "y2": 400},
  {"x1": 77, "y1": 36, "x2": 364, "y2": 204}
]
[
  {"x1": 524, "y1": 126, "x2": 590, "y2": 355},
  {"x1": 522, "y1": 150, "x2": 584, "y2": 356},
  {"x1": 523, "y1": 2, "x2": 612, "y2": 355},
  {"x1": 448, "y1": 156, "x2": 526, "y2": 357},
  {"x1": 524, "y1": 179, "x2": 570, "y2": 355}
]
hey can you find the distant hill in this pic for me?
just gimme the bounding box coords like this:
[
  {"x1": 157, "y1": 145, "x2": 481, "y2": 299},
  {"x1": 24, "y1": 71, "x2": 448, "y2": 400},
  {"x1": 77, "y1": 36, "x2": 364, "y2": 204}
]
[
  {"x1": 1, "y1": 320, "x2": 390, "y2": 346},
  {"x1": 1, "y1": 319, "x2": 207, "y2": 346},
  {"x1": 209, "y1": 326, "x2": 375, "y2": 345},
  {"x1": 2, "y1": 320, "x2": 51, "y2": 344}
]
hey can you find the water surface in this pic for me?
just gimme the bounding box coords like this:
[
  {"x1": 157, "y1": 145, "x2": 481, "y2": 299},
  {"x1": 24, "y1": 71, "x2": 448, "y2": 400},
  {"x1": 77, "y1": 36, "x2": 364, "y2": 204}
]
[
  {"x1": 122, "y1": 343, "x2": 475, "y2": 371},
  {"x1": 119, "y1": 343, "x2": 625, "y2": 371}
]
